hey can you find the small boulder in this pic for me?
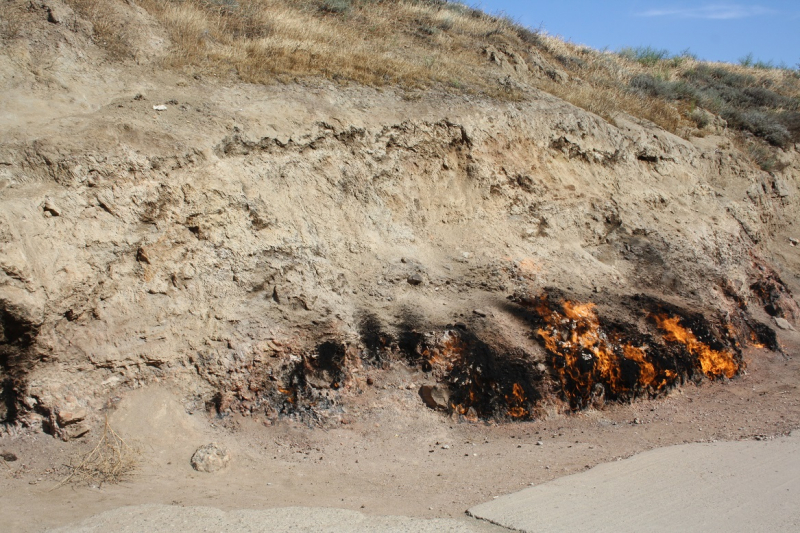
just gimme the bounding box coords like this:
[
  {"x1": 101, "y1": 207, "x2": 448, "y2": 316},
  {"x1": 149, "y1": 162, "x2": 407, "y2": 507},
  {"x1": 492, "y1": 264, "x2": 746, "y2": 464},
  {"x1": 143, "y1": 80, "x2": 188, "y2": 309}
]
[
  {"x1": 1, "y1": 451, "x2": 18, "y2": 462},
  {"x1": 191, "y1": 443, "x2": 231, "y2": 473},
  {"x1": 774, "y1": 317, "x2": 795, "y2": 331},
  {"x1": 42, "y1": 199, "x2": 61, "y2": 216},
  {"x1": 419, "y1": 384, "x2": 450, "y2": 411},
  {"x1": 61, "y1": 423, "x2": 90, "y2": 441},
  {"x1": 136, "y1": 246, "x2": 151, "y2": 264},
  {"x1": 57, "y1": 408, "x2": 86, "y2": 426},
  {"x1": 407, "y1": 273, "x2": 423, "y2": 286}
]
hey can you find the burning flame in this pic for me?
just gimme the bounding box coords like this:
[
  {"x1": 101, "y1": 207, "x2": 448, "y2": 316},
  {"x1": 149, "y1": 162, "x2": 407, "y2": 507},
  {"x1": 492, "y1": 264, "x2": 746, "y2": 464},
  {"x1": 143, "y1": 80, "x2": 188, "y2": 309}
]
[
  {"x1": 536, "y1": 298, "x2": 679, "y2": 409},
  {"x1": 748, "y1": 331, "x2": 766, "y2": 349},
  {"x1": 451, "y1": 373, "x2": 484, "y2": 422},
  {"x1": 424, "y1": 333, "x2": 466, "y2": 373},
  {"x1": 278, "y1": 387, "x2": 295, "y2": 404},
  {"x1": 452, "y1": 401, "x2": 479, "y2": 422},
  {"x1": 621, "y1": 345, "x2": 655, "y2": 386},
  {"x1": 505, "y1": 383, "x2": 529, "y2": 419},
  {"x1": 653, "y1": 315, "x2": 739, "y2": 379}
]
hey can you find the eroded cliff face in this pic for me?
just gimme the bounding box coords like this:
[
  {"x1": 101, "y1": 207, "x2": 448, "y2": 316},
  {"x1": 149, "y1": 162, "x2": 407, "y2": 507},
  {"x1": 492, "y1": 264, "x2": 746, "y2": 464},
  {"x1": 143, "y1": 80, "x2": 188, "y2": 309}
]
[{"x1": 2, "y1": 2, "x2": 799, "y2": 437}]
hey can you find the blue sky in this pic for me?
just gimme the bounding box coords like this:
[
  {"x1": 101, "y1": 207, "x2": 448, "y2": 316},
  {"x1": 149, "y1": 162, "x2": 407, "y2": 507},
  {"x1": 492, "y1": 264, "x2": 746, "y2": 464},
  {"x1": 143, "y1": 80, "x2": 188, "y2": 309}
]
[{"x1": 475, "y1": 1, "x2": 800, "y2": 67}]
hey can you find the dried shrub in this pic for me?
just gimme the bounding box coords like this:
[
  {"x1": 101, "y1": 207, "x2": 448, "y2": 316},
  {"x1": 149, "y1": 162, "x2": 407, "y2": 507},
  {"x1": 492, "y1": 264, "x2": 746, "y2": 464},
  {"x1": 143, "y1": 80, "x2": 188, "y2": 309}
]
[
  {"x1": 132, "y1": 0, "x2": 517, "y2": 92},
  {"x1": 55, "y1": 417, "x2": 139, "y2": 488},
  {"x1": 619, "y1": 46, "x2": 671, "y2": 67},
  {"x1": 689, "y1": 107, "x2": 710, "y2": 129},
  {"x1": 746, "y1": 142, "x2": 790, "y2": 173},
  {"x1": 628, "y1": 65, "x2": 800, "y2": 146},
  {"x1": 541, "y1": 78, "x2": 681, "y2": 133}
]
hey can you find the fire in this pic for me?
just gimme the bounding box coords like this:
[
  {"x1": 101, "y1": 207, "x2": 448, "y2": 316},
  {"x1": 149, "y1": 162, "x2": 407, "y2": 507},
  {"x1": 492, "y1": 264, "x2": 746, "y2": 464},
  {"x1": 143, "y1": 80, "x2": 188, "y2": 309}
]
[
  {"x1": 505, "y1": 383, "x2": 529, "y2": 419},
  {"x1": 621, "y1": 345, "x2": 655, "y2": 386},
  {"x1": 562, "y1": 301, "x2": 598, "y2": 320},
  {"x1": 278, "y1": 387, "x2": 295, "y2": 404},
  {"x1": 749, "y1": 331, "x2": 766, "y2": 349},
  {"x1": 653, "y1": 315, "x2": 739, "y2": 379},
  {"x1": 452, "y1": 402, "x2": 479, "y2": 422},
  {"x1": 450, "y1": 373, "x2": 485, "y2": 421},
  {"x1": 536, "y1": 297, "x2": 679, "y2": 409},
  {"x1": 425, "y1": 332, "x2": 466, "y2": 373}
]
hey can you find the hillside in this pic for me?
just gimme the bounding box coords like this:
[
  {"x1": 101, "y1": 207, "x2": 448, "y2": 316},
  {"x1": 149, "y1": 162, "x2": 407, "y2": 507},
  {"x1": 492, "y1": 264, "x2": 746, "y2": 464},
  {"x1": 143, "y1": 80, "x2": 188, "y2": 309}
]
[{"x1": 1, "y1": 1, "x2": 800, "y2": 529}]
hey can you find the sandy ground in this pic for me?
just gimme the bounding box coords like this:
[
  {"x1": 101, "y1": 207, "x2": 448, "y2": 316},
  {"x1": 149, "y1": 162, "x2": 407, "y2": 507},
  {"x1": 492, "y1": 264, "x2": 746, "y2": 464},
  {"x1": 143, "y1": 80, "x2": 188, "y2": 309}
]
[
  {"x1": 1, "y1": 339, "x2": 799, "y2": 533},
  {"x1": 47, "y1": 430, "x2": 800, "y2": 532}
]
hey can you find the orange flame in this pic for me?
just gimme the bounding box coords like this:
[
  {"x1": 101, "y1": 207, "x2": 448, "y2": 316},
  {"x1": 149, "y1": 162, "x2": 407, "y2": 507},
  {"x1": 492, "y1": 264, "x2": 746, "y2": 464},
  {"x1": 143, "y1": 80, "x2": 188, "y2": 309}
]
[
  {"x1": 748, "y1": 331, "x2": 766, "y2": 349},
  {"x1": 505, "y1": 383, "x2": 529, "y2": 419},
  {"x1": 278, "y1": 387, "x2": 295, "y2": 404},
  {"x1": 452, "y1": 402, "x2": 479, "y2": 422},
  {"x1": 653, "y1": 315, "x2": 738, "y2": 379},
  {"x1": 536, "y1": 298, "x2": 679, "y2": 408},
  {"x1": 621, "y1": 344, "x2": 655, "y2": 386},
  {"x1": 425, "y1": 333, "x2": 466, "y2": 373}
]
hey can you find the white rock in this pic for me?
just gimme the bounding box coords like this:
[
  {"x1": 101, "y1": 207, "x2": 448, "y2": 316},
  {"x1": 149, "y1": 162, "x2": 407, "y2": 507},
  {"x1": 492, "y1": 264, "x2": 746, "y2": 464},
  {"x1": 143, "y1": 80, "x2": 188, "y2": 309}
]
[{"x1": 191, "y1": 443, "x2": 231, "y2": 473}]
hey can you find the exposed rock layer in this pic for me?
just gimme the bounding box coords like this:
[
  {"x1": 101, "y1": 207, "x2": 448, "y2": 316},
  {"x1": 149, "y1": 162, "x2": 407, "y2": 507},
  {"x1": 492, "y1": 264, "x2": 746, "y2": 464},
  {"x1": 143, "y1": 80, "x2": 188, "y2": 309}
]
[{"x1": 1, "y1": 0, "x2": 799, "y2": 434}]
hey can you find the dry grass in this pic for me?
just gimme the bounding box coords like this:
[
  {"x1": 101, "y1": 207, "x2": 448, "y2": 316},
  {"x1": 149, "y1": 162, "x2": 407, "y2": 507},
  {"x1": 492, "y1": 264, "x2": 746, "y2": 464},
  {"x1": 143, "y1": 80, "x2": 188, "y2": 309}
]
[
  {"x1": 57, "y1": 0, "x2": 800, "y2": 146},
  {"x1": 131, "y1": 0, "x2": 522, "y2": 93},
  {"x1": 0, "y1": 2, "x2": 24, "y2": 40},
  {"x1": 65, "y1": 0, "x2": 136, "y2": 60},
  {"x1": 54, "y1": 417, "x2": 139, "y2": 488},
  {"x1": 539, "y1": 77, "x2": 682, "y2": 131},
  {"x1": 530, "y1": 34, "x2": 799, "y2": 141}
]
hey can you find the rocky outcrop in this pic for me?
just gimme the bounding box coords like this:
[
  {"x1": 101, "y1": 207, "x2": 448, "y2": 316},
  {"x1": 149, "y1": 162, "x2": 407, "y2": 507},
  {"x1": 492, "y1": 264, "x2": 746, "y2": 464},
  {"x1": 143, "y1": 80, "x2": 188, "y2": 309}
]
[{"x1": 1, "y1": 2, "x2": 798, "y2": 433}]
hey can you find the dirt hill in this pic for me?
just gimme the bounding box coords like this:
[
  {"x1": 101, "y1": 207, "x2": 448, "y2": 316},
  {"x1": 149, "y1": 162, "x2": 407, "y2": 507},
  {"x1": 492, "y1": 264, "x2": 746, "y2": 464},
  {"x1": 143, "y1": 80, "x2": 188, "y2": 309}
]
[{"x1": 1, "y1": 0, "x2": 799, "y2": 442}]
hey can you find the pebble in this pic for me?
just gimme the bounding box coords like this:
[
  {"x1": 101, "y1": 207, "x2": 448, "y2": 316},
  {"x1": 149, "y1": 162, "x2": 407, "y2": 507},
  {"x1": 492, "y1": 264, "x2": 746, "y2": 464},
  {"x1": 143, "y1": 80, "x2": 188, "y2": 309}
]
[
  {"x1": 407, "y1": 273, "x2": 423, "y2": 286},
  {"x1": 153, "y1": 105, "x2": 168, "y2": 111},
  {"x1": 473, "y1": 309, "x2": 487, "y2": 317},
  {"x1": 536, "y1": 441, "x2": 543, "y2": 446}
]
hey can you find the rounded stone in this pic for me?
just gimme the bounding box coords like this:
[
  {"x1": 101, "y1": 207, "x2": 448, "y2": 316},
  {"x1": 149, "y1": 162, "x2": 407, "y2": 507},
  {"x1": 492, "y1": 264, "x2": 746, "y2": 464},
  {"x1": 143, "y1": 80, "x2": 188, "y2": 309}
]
[{"x1": 191, "y1": 443, "x2": 231, "y2": 473}]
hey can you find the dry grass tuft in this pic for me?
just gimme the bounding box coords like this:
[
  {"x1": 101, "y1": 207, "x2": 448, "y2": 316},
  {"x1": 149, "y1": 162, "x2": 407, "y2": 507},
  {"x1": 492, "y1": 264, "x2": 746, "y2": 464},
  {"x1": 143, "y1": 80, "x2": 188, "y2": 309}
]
[
  {"x1": 66, "y1": 0, "x2": 135, "y2": 59},
  {"x1": 54, "y1": 417, "x2": 139, "y2": 488},
  {"x1": 0, "y1": 2, "x2": 24, "y2": 40}
]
